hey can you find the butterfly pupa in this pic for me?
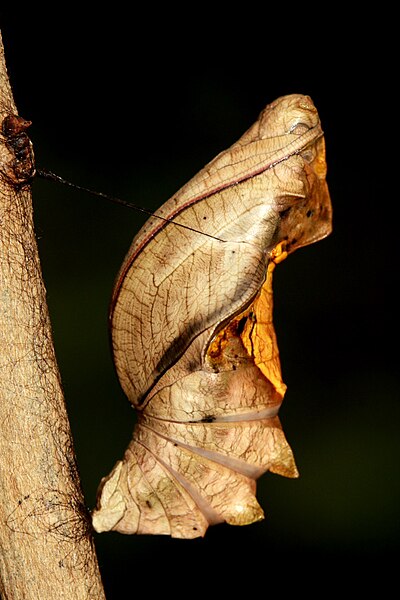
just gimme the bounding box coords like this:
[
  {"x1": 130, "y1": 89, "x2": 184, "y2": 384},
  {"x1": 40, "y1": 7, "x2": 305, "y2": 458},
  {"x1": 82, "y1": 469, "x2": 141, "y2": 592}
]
[{"x1": 92, "y1": 94, "x2": 332, "y2": 538}]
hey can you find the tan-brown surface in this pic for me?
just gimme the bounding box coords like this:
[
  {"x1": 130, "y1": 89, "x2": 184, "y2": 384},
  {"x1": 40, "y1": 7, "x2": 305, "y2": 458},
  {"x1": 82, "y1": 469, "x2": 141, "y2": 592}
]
[
  {"x1": 0, "y1": 32, "x2": 106, "y2": 599},
  {"x1": 93, "y1": 94, "x2": 332, "y2": 538}
]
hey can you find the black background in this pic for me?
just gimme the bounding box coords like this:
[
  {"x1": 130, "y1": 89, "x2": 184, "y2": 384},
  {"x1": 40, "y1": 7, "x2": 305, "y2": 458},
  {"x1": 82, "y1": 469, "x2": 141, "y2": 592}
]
[{"x1": 0, "y1": 8, "x2": 397, "y2": 597}]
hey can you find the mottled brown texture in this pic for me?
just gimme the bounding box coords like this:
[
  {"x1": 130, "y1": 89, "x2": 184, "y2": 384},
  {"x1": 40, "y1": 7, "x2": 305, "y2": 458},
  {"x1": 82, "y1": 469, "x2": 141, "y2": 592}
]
[{"x1": 93, "y1": 94, "x2": 332, "y2": 538}]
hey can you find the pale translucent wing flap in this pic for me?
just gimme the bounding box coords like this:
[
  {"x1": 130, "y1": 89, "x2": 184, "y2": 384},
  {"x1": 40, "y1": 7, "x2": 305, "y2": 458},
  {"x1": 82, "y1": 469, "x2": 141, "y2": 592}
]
[
  {"x1": 112, "y1": 237, "x2": 267, "y2": 404},
  {"x1": 92, "y1": 459, "x2": 150, "y2": 535},
  {"x1": 135, "y1": 425, "x2": 264, "y2": 527},
  {"x1": 124, "y1": 445, "x2": 171, "y2": 535},
  {"x1": 267, "y1": 435, "x2": 300, "y2": 478},
  {"x1": 111, "y1": 95, "x2": 321, "y2": 285},
  {"x1": 146, "y1": 94, "x2": 322, "y2": 229},
  {"x1": 143, "y1": 309, "x2": 284, "y2": 421},
  {"x1": 92, "y1": 454, "x2": 172, "y2": 536},
  {"x1": 168, "y1": 128, "x2": 320, "y2": 214},
  {"x1": 113, "y1": 149, "x2": 312, "y2": 407},
  {"x1": 111, "y1": 94, "x2": 329, "y2": 407},
  {"x1": 93, "y1": 414, "x2": 295, "y2": 537},
  {"x1": 92, "y1": 443, "x2": 209, "y2": 538},
  {"x1": 140, "y1": 414, "x2": 298, "y2": 479},
  {"x1": 144, "y1": 365, "x2": 282, "y2": 422},
  {"x1": 92, "y1": 462, "x2": 129, "y2": 533},
  {"x1": 128, "y1": 441, "x2": 209, "y2": 538}
]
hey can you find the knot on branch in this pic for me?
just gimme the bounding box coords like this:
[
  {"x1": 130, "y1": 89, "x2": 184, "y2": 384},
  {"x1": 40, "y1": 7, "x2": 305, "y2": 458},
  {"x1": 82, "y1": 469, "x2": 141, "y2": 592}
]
[{"x1": 1, "y1": 113, "x2": 35, "y2": 186}]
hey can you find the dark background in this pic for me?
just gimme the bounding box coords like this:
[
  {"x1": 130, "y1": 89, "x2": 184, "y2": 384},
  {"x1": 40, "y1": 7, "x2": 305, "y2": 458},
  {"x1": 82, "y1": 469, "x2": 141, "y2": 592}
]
[{"x1": 0, "y1": 8, "x2": 397, "y2": 597}]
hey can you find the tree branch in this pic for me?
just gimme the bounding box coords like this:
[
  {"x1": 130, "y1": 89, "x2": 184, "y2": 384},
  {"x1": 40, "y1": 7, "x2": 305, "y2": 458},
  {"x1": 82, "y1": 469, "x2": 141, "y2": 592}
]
[{"x1": 0, "y1": 31, "x2": 106, "y2": 599}]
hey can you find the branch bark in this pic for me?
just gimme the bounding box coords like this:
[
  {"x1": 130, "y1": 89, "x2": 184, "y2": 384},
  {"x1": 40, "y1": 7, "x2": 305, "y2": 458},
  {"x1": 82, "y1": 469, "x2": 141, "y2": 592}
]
[{"x1": 0, "y1": 32, "x2": 106, "y2": 599}]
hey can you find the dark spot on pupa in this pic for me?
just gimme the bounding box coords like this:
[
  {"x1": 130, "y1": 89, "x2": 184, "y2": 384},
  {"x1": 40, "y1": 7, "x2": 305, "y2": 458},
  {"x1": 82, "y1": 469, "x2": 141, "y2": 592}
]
[
  {"x1": 279, "y1": 207, "x2": 291, "y2": 218},
  {"x1": 146, "y1": 500, "x2": 152, "y2": 508},
  {"x1": 236, "y1": 316, "x2": 247, "y2": 335},
  {"x1": 306, "y1": 209, "x2": 314, "y2": 218},
  {"x1": 201, "y1": 415, "x2": 215, "y2": 423}
]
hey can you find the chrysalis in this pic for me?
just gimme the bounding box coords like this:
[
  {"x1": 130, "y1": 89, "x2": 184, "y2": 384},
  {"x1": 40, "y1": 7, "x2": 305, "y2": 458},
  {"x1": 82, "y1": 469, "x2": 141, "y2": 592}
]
[{"x1": 92, "y1": 94, "x2": 332, "y2": 538}]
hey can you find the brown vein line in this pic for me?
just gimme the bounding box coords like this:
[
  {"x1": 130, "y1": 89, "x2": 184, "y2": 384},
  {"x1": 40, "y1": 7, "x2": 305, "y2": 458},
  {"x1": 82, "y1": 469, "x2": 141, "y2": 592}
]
[{"x1": 134, "y1": 431, "x2": 221, "y2": 526}]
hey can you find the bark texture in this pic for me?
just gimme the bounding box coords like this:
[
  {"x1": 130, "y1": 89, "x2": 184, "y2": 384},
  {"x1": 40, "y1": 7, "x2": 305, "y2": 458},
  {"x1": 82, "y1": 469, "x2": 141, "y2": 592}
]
[{"x1": 0, "y1": 31, "x2": 106, "y2": 599}]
